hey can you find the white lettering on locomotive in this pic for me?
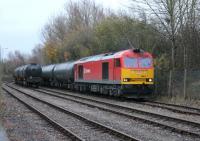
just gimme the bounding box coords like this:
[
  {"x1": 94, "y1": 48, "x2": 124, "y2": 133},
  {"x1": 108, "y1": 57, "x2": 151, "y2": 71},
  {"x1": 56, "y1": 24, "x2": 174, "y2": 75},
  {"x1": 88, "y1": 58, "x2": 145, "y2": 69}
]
[{"x1": 84, "y1": 68, "x2": 91, "y2": 74}]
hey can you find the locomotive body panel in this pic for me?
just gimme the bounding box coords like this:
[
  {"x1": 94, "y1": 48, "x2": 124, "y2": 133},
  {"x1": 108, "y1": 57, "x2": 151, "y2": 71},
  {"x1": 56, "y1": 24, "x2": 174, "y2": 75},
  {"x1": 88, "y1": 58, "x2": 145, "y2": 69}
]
[{"x1": 75, "y1": 58, "x2": 121, "y2": 84}]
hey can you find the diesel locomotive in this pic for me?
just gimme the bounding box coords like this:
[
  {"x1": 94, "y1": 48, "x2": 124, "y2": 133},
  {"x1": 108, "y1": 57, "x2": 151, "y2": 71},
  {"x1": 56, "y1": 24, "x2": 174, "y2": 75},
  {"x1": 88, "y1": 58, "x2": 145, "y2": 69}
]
[{"x1": 41, "y1": 49, "x2": 154, "y2": 98}]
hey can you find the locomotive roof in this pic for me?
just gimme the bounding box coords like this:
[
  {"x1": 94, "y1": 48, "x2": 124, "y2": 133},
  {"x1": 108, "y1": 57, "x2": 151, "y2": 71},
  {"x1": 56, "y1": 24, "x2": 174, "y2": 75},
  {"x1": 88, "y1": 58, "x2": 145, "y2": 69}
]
[{"x1": 76, "y1": 49, "x2": 152, "y2": 63}]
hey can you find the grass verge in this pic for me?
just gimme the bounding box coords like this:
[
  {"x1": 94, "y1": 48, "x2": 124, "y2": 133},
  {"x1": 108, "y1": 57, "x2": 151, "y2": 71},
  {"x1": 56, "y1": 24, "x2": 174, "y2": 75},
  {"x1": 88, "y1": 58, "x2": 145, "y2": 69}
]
[
  {"x1": 0, "y1": 65, "x2": 5, "y2": 118},
  {"x1": 156, "y1": 95, "x2": 200, "y2": 108}
]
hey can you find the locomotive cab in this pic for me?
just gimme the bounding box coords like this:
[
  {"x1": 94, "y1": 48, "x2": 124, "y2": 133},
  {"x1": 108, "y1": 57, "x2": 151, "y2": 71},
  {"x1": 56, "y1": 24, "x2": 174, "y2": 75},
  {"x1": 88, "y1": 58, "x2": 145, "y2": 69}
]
[
  {"x1": 121, "y1": 53, "x2": 154, "y2": 84},
  {"x1": 119, "y1": 49, "x2": 154, "y2": 97}
]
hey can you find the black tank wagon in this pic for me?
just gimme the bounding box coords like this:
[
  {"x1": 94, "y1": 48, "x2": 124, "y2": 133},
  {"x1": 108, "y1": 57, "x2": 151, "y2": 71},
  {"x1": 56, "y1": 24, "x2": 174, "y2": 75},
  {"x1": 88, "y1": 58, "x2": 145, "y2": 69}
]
[
  {"x1": 14, "y1": 63, "x2": 42, "y2": 87},
  {"x1": 42, "y1": 64, "x2": 56, "y2": 86},
  {"x1": 51, "y1": 62, "x2": 75, "y2": 88},
  {"x1": 13, "y1": 67, "x2": 21, "y2": 82}
]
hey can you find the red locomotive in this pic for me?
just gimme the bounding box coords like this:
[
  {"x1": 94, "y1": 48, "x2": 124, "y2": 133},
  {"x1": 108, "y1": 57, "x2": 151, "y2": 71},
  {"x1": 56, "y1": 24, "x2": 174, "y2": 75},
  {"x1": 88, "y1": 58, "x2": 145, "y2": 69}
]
[{"x1": 74, "y1": 49, "x2": 154, "y2": 98}]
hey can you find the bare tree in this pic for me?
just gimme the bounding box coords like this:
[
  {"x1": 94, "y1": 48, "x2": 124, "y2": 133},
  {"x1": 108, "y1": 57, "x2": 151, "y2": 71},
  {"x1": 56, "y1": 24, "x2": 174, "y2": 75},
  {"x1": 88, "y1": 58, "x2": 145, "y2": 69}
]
[
  {"x1": 131, "y1": 0, "x2": 198, "y2": 97},
  {"x1": 65, "y1": 0, "x2": 105, "y2": 30},
  {"x1": 28, "y1": 44, "x2": 45, "y2": 64},
  {"x1": 3, "y1": 51, "x2": 28, "y2": 74}
]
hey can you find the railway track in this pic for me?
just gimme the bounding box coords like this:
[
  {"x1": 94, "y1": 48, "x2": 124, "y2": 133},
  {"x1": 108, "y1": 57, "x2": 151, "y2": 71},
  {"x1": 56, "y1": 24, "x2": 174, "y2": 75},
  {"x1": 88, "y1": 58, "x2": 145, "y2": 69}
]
[
  {"x1": 3, "y1": 84, "x2": 140, "y2": 141},
  {"x1": 2, "y1": 85, "x2": 83, "y2": 141},
  {"x1": 27, "y1": 86, "x2": 200, "y2": 138},
  {"x1": 142, "y1": 101, "x2": 200, "y2": 115},
  {"x1": 40, "y1": 86, "x2": 200, "y2": 116}
]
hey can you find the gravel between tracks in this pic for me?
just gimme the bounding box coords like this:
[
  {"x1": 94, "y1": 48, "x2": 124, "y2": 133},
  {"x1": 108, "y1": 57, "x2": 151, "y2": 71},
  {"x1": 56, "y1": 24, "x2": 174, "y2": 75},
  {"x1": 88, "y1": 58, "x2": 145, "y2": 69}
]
[
  {"x1": 1, "y1": 90, "x2": 72, "y2": 141},
  {"x1": 15, "y1": 86, "x2": 200, "y2": 141}
]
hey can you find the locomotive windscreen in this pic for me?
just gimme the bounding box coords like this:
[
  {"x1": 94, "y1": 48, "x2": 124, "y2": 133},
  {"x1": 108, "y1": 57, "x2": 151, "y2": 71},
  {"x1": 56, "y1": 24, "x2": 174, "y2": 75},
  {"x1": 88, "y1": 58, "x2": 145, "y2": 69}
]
[
  {"x1": 139, "y1": 58, "x2": 152, "y2": 68},
  {"x1": 124, "y1": 57, "x2": 138, "y2": 68},
  {"x1": 124, "y1": 57, "x2": 152, "y2": 68}
]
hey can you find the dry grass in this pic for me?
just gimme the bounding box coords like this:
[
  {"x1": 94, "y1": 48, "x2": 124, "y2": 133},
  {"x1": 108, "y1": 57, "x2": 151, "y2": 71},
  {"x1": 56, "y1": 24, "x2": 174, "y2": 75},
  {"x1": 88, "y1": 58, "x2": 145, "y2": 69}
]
[
  {"x1": 0, "y1": 65, "x2": 5, "y2": 116},
  {"x1": 157, "y1": 95, "x2": 200, "y2": 108}
]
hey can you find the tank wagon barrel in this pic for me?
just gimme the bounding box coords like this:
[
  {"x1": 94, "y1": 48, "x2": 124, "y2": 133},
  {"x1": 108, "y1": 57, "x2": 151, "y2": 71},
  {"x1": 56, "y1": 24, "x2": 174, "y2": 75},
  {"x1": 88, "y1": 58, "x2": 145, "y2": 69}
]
[
  {"x1": 42, "y1": 65, "x2": 55, "y2": 79},
  {"x1": 42, "y1": 64, "x2": 55, "y2": 86},
  {"x1": 52, "y1": 62, "x2": 75, "y2": 87}
]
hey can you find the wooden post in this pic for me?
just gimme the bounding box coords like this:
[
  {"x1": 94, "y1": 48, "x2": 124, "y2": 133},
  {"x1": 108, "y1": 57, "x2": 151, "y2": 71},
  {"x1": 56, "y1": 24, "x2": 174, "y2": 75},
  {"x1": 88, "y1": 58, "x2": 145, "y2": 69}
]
[
  {"x1": 168, "y1": 70, "x2": 172, "y2": 97},
  {"x1": 183, "y1": 69, "x2": 187, "y2": 99}
]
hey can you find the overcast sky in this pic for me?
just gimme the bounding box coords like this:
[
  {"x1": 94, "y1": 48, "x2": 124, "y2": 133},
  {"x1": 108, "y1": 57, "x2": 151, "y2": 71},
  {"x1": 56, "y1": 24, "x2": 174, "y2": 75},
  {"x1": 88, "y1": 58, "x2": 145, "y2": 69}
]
[{"x1": 0, "y1": 0, "x2": 130, "y2": 59}]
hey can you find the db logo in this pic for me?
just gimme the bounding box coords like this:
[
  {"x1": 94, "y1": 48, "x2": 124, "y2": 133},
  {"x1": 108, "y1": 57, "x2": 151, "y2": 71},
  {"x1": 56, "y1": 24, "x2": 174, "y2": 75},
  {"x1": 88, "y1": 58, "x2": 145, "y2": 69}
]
[{"x1": 84, "y1": 68, "x2": 91, "y2": 74}]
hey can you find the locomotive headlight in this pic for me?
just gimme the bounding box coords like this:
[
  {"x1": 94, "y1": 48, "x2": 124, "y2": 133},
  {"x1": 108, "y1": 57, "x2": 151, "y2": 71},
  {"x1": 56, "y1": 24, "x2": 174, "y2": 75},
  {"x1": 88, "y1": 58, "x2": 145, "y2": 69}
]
[
  {"x1": 123, "y1": 78, "x2": 128, "y2": 82},
  {"x1": 123, "y1": 78, "x2": 130, "y2": 82},
  {"x1": 147, "y1": 78, "x2": 153, "y2": 82}
]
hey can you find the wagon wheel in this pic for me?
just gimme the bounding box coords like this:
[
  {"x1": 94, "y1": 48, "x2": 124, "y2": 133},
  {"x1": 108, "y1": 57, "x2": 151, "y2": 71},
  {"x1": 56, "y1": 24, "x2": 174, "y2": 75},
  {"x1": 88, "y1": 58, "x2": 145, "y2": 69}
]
[{"x1": 23, "y1": 81, "x2": 27, "y2": 87}]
